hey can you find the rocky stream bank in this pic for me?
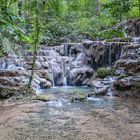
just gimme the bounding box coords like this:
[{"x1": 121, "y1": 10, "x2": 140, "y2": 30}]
[
  {"x1": 0, "y1": 36, "x2": 140, "y2": 140},
  {"x1": 0, "y1": 37, "x2": 140, "y2": 98}
]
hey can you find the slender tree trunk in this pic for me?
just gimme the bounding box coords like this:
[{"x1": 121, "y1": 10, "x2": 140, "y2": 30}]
[
  {"x1": 18, "y1": 0, "x2": 22, "y2": 17},
  {"x1": 28, "y1": 17, "x2": 40, "y2": 88},
  {"x1": 97, "y1": 0, "x2": 100, "y2": 17},
  {"x1": 139, "y1": 0, "x2": 140, "y2": 15}
]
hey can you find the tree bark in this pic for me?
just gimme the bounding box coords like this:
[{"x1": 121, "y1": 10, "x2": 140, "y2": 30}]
[
  {"x1": 18, "y1": 0, "x2": 22, "y2": 17},
  {"x1": 139, "y1": 0, "x2": 140, "y2": 15},
  {"x1": 28, "y1": 17, "x2": 40, "y2": 88},
  {"x1": 97, "y1": 0, "x2": 100, "y2": 17}
]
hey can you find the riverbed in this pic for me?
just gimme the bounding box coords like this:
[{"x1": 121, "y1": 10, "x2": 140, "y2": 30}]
[{"x1": 0, "y1": 87, "x2": 140, "y2": 140}]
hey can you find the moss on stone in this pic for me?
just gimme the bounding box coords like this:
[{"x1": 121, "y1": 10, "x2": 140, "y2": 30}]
[
  {"x1": 0, "y1": 85, "x2": 35, "y2": 99},
  {"x1": 33, "y1": 94, "x2": 53, "y2": 102},
  {"x1": 96, "y1": 68, "x2": 114, "y2": 78},
  {"x1": 0, "y1": 87, "x2": 15, "y2": 99},
  {"x1": 19, "y1": 85, "x2": 35, "y2": 96},
  {"x1": 69, "y1": 92, "x2": 86, "y2": 102}
]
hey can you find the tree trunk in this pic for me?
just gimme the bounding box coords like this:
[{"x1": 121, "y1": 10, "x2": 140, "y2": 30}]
[
  {"x1": 28, "y1": 17, "x2": 40, "y2": 88},
  {"x1": 139, "y1": 0, "x2": 140, "y2": 15},
  {"x1": 18, "y1": 0, "x2": 22, "y2": 17},
  {"x1": 97, "y1": 0, "x2": 100, "y2": 17}
]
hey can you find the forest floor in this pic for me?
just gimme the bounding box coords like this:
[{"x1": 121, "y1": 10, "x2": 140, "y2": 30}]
[{"x1": 0, "y1": 95, "x2": 140, "y2": 140}]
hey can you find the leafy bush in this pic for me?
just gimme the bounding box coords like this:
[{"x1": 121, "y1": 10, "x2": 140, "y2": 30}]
[{"x1": 96, "y1": 68, "x2": 114, "y2": 78}]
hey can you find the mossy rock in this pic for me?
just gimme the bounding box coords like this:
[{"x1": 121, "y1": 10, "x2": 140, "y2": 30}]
[
  {"x1": 114, "y1": 80, "x2": 132, "y2": 91},
  {"x1": 0, "y1": 87, "x2": 16, "y2": 99},
  {"x1": 69, "y1": 92, "x2": 86, "y2": 102},
  {"x1": 96, "y1": 68, "x2": 114, "y2": 79},
  {"x1": 0, "y1": 85, "x2": 35, "y2": 99},
  {"x1": 33, "y1": 94, "x2": 53, "y2": 102},
  {"x1": 18, "y1": 85, "x2": 35, "y2": 96}
]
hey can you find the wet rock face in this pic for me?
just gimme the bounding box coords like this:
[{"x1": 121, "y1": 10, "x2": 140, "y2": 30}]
[
  {"x1": 0, "y1": 37, "x2": 136, "y2": 91},
  {"x1": 115, "y1": 44, "x2": 140, "y2": 75},
  {"x1": 114, "y1": 76, "x2": 140, "y2": 98},
  {"x1": 113, "y1": 38, "x2": 140, "y2": 98},
  {"x1": 50, "y1": 41, "x2": 127, "y2": 86},
  {"x1": 67, "y1": 67, "x2": 94, "y2": 86},
  {"x1": 0, "y1": 52, "x2": 52, "y2": 91},
  {"x1": 118, "y1": 19, "x2": 140, "y2": 37},
  {"x1": 88, "y1": 77, "x2": 116, "y2": 97},
  {"x1": 83, "y1": 41, "x2": 126, "y2": 69},
  {"x1": 0, "y1": 40, "x2": 128, "y2": 90}
]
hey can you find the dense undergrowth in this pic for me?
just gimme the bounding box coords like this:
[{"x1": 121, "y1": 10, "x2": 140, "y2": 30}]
[{"x1": 0, "y1": 0, "x2": 140, "y2": 49}]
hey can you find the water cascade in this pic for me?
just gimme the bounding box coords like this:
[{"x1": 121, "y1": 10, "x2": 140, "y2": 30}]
[
  {"x1": 64, "y1": 44, "x2": 68, "y2": 56},
  {"x1": 63, "y1": 77, "x2": 68, "y2": 86},
  {"x1": 108, "y1": 43, "x2": 112, "y2": 66},
  {"x1": 132, "y1": 37, "x2": 140, "y2": 44},
  {"x1": 51, "y1": 64, "x2": 55, "y2": 87},
  {"x1": 61, "y1": 60, "x2": 68, "y2": 86}
]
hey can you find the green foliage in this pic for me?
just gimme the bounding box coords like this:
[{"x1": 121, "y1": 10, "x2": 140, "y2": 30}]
[
  {"x1": 0, "y1": 0, "x2": 30, "y2": 57},
  {"x1": 1, "y1": 0, "x2": 139, "y2": 47},
  {"x1": 104, "y1": 0, "x2": 140, "y2": 20},
  {"x1": 104, "y1": 0, "x2": 131, "y2": 20},
  {"x1": 97, "y1": 27, "x2": 125, "y2": 39},
  {"x1": 96, "y1": 68, "x2": 115, "y2": 79}
]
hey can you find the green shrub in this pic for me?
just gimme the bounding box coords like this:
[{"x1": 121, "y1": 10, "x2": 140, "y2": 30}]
[{"x1": 96, "y1": 68, "x2": 114, "y2": 78}]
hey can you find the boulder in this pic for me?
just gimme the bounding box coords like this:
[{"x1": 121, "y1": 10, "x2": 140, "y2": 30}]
[
  {"x1": 114, "y1": 76, "x2": 140, "y2": 98},
  {"x1": 67, "y1": 66, "x2": 94, "y2": 86}
]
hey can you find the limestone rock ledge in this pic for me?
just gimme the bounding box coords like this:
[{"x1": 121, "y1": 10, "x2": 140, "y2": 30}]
[
  {"x1": 113, "y1": 41, "x2": 140, "y2": 98},
  {"x1": 114, "y1": 76, "x2": 140, "y2": 98}
]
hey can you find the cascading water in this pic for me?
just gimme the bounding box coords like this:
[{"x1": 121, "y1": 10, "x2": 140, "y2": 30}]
[
  {"x1": 63, "y1": 77, "x2": 67, "y2": 86},
  {"x1": 1, "y1": 59, "x2": 6, "y2": 70},
  {"x1": 106, "y1": 77, "x2": 116, "y2": 96},
  {"x1": 61, "y1": 60, "x2": 68, "y2": 86},
  {"x1": 132, "y1": 37, "x2": 140, "y2": 44},
  {"x1": 108, "y1": 43, "x2": 112, "y2": 66},
  {"x1": 64, "y1": 44, "x2": 68, "y2": 56},
  {"x1": 51, "y1": 64, "x2": 55, "y2": 87}
]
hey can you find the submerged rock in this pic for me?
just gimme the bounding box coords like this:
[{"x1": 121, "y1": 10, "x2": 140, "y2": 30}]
[
  {"x1": 68, "y1": 92, "x2": 86, "y2": 102},
  {"x1": 33, "y1": 94, "x2": 54, "y2": 102}
]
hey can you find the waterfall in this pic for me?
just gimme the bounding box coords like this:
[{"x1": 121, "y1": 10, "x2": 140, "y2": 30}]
[
  {"x1": 1, "y1": 59, "x2": 6, "y2": 70},
  {"x1": 51, "y1": 64, "x2": 55, "y2": 87},
  {"x1": 64, "y1": 44, "x2": 68, "y2": 56},
  {"x1": 61, "y1": 60, "x2": 68, "y2": 86},
  {"x1": 107, "y1": 77, "x2": 116, "y2": 96},
  {"x1": 63, "y1": 77, "x2": 67, "y2": 86},
  {"x1": 132, "y1": 37, "x2": 140, "y2": 44},
  {"x1": 109, "y1": 43, "x2": 112, "y2": 66}
]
